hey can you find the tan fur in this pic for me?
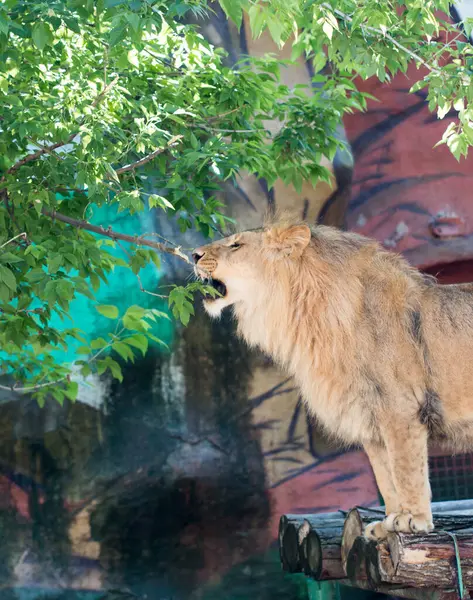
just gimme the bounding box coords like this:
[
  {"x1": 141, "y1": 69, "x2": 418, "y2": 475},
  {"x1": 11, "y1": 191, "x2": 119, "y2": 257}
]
[{"x1": 193, "y1": 221, "x2": 473, "y2": 539}]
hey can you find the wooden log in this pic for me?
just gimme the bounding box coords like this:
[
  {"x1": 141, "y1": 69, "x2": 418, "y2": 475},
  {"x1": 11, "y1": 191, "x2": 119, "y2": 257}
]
[
  {"x1": 341, "y1": 503, "x2": 473, "y2": 588},
  {"x1": 279, "y1": 513, "x2": 346, "y2": 575},
  {"x1": 372, "y1": 529, "x2": 473, "y2": 591},
  {"x1": 341, "y1": 508, "x2": 365, "y2": 574},
  {"x1": 301, "y1": 524, "x2": 346, "y2": 580},
  {"x1": 280, "y1": 501, "x2": 473, "y2": 588},
  {"x1": 365, "y1": 537, "x2": 383, "y2": 589},
  {"x1": 341, "y1": 508, "x2": 385, "y2": 575},
  {"x1": 344, "y1": 579, "x2": 461, "y2": 600},
  {"x1": 279, "y1": 516, "x2": 301, "y2": 573},
  {"x1": 280, "y1": 511, "x2": 379, "y2": 580},
  {"x1": 345, "y1": 536, "x2": 370, "y2": 584}
]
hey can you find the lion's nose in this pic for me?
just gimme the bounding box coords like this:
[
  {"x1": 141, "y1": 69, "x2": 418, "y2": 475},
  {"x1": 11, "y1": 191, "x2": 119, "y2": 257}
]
[{"x1": 192, "y1": 249, "x2": 205, "y2": 264}]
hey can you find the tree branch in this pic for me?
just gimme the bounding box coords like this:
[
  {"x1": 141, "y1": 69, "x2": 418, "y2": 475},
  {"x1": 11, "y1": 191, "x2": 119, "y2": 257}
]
[
  {"x1": 115, "y1": 135, "x2": 183, "y2": 175},
  {"x1": 92, "y1": 76, "x2": 119, "y2": 108},
  {"x1": 2, "y1": 77, "x2": 119, "y2": 180},
  {"x1": 42, "y1": 208, "x2": 192, "y2": 264},
  {"x1": 5, "y1": 132, "x2": 78, "y2": 176},
  {"x1": 0, "y1": 376, "x2": 68, "y2": 394},
  {"x1": 322, "y1": 3, "x2": 442, "y2": 75}
]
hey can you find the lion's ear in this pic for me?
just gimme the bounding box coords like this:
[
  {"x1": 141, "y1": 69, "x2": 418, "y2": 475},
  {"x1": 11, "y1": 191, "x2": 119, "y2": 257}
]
[{"x1": 264, "y1": 224, "x2": 311, "y2": 257}]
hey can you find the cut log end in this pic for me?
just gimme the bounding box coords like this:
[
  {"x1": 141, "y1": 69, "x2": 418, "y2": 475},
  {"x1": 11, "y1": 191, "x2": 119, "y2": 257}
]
[
  {"x1": 341, "y1": 508, "x2": 364, "y2": 572},
  {"x1": 304, "y1": 530, "x2": 323, "y2": 579},
  {"x1": 365, "y1": 539, "x2": 383, "y2": 590},
  {"x1": 345, "y1": 536, "x2": 368, "y2": 583},
  {"x1": 280, "y1": 522, "x2": 300, "y2": 573}
]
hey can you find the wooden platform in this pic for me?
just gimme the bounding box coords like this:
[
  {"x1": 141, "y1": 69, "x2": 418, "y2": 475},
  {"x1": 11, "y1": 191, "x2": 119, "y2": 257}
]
[{"x1": 279, "y1": 500, "x2": 473, "y2": 600}]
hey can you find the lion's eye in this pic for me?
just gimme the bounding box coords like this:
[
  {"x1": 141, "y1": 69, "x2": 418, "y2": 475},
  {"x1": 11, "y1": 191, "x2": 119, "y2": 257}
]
[{"x1": 230, "y1": 242, "x2": 242, "y2": 250}]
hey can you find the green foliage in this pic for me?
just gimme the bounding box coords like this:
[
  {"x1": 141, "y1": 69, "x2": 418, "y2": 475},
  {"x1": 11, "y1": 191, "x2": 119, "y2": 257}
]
[
  {"x1": 168, "y1": 282, "x2": 220, "y2": 325},
  {"x1": 0, "y1": 0, "x2": 472, "y2": 399},
  {"x1": 232, "y1": 0, "x2": 473, "y2": 159}
]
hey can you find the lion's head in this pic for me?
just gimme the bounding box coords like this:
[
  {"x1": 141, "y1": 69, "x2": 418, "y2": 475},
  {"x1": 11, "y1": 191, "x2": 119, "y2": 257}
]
[{"x1": 192, "y1": 223, "x2": 312, "y2": 318}]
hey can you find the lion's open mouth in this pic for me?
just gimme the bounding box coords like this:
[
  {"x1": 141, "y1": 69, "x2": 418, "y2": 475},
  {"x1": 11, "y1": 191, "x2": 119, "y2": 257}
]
[{"x1": 202, "y1": 278, "x2": 227, "y2": 301}]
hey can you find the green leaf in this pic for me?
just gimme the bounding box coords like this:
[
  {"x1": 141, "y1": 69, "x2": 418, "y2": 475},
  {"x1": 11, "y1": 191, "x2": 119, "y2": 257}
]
[
  {"x1": 312, "y1": 53, "x2": 327, "y2": 73},
  {"x1": 64, "y1": 381, "x2": 79, "y2": 402},
  {"x1": 112, "y1": 340, "x2": 134, "y2": 361},
  {"x1": 447, "y1": 133, "x2": 468, "y2": 160},
  {"x1": 97, "y1": 358, "x2": 123, "y2": 381},
  {"x1": 219, "y1": 0, "x2": 243, "y2": 29},
  {"x1": 0, "y1": 264, "x2": 16, "y2": 291},
  {"x1": 438, "y1": 102, "x2": 451, "y2": 120},
  {"x1": 126, "y1": 12, "x2": 141, "y2": 32},
  {"x1": 190, "y1": 132, "x2": 199, "y2": 149},
  {"x1": 32, "y1": 22, "x2": 53, "y2": 51},
  {"x1": 463, "y1": 123, "x2": 473, "y2": 144},
  {"x1": 324, "y1": 11, "x2": 339, "y2": 31},
  {"x1": 248, "y1": 4, "x2": 265, "y2": 38},
  {"x1": 77, "y1": 345, "x2": 91, "y2": 354},
  {"x1": 409, "y1": 80, "x2": 427, "y2": 93},
  {"x1": 0, "y1": 14, "x2": 9, "y2": 35},
  {"x1": 148, "y1": 194, "x2": 175, "y2": 211},
  {"x1": 180, "y1": 308, "x2": 191, "y2": 326},
  {"x1": 124, "y1": 305, "x2": 146, "y2": 319},
  {"x1": 127, "y1": 49, "x2": 139, "y2": 68},
  {"x1": 0, "y1": 76, "x2": 8, "y2": 94},
  {"x1": 96, "y1": 304, "x2": 119, "y2": 319},
  {"x1": 109, "y1": 360, "x2": 123, "y2": 382},
  {"x1": 90, "y1": 337, "x2": 108, "y2": 350},
  {"x1": 109, "y1": 23, "x2": 127, "y2": 46},
  {"x1": 126, "y1": 334, "x2": 148, "y2": 356},
  {"x1": 322, "y1": 20, "x2": 333, "y2": 40},
  {"x1": 0, "y1": 252, "x2": 23, "y2": 264},
  {"x1": 267, "y1": 16, "x2": 284, "y2": 46},
  {"x1": 51, "y1": 389, "x2": 65, "y2": 405},
  {"x1": 48, "y1": 254, "x2": 63, "y2": 274}
]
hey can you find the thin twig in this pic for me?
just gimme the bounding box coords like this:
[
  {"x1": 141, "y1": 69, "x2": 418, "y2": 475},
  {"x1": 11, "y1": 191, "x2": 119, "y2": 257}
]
[
  {"x1": 91, "y1": 75, "x2": 119, "y2": 108},
  {"x1": 0, "y1": 232, "x2": 28, "y2": 248},
  {"x1": 206, "y1": 108, "x2": 240, "y2": 122},
  {"x1": 41, "y1": 208, "x2": 192, "y2": 264},
  {"x1": 136, "y1": 273, "x2": 168, "y2": 300},
  {"x1": 136, "y1": 230, "x2": 181, "y2": 248},
  {"x1": 115, "y1": 238, "x2": 169, "y2": 300},
  {"x1": 115, "y1": 135, "x2": 183, "y2": 175},
  {"x1": 0, "y1": 307, "x2": 44, "y2": 315},
  {"x1": 199, "y1": 126, "x2": 258, "y2": 134},
  {"x1": 0, "y1": 377, "x2": 68, "y2": 393},
  {"x1": 26, "y1": 137, "x2": 64, "y2": 161}
]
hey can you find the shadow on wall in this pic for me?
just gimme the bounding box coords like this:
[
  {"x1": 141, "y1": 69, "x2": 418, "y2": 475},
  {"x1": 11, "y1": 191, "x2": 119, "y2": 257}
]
[{"x1": 88, "y1": 307, "x2": 271, "y2": 597}]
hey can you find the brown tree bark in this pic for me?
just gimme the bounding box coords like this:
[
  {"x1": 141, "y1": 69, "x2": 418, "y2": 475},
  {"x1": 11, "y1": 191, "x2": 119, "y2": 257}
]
[{"x1": 370, "y1": 529, "x2": 473, "y2": 591}]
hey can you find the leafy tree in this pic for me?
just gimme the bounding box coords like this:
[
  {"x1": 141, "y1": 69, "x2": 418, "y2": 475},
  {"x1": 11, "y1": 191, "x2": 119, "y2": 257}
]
[{"x1": 1, "y1": 0, "x2": 472, "y2": 403}]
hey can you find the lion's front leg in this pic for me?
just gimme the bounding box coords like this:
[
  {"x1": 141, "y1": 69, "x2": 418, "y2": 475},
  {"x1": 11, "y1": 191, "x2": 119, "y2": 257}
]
[
  {"x1": 363, "y1": 441, "x2": 400, "y2": 541},
  {"x1": 365, "y1": 415, "x2": 433, "y2": 541},
  {"x1": 383, "y1": 416, "x2": 433, "y2": 534}
]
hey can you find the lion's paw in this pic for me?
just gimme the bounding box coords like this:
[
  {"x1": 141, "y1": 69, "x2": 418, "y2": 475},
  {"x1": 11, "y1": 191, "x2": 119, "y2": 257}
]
[
  {"x1": 385, "y1": 512, "x2": 433, "y2": 534},
  {"x1": 364, "y1": 520, "x2": 388, "y2": 541}
]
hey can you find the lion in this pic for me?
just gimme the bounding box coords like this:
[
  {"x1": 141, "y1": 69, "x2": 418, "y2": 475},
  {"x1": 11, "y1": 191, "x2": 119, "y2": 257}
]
[{"x1": 192, "y1": 220, "x2": 473, "y2": 540}]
